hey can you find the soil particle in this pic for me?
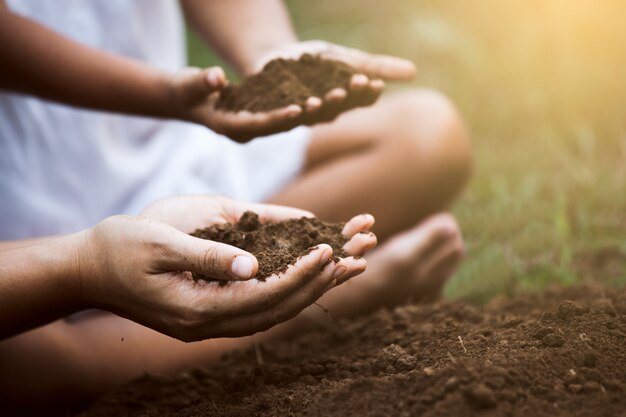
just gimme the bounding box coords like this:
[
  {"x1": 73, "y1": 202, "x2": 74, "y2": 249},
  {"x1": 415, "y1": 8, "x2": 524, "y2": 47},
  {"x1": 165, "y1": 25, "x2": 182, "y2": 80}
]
[
  {"x1": 81, "y1": 285, "x2": 626, "y2": 417},
  {"x1": 463, "y1": 383, "x2": 497, "y2": 409},
  {"x1": 558, "y1": 300, "x2": 590, "y2": 319},
  {"x1": 191, "y1": 211, "x2": 348, "y2": 280},
  {"x1": 542, "y1": 333, "x2": 566, "y2": 347}
]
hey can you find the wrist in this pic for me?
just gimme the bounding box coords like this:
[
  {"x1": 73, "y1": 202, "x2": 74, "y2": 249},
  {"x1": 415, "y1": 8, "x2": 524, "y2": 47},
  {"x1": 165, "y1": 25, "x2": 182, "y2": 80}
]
[
  {"x1": 73, "y1": 227, "x2": 107, "y2": 309},
  {"x1": 0, "y1": 231, "x2": 98, "y2": 337},
  {"x1": 58, "y1": 230, "x2": 99, "y2": 310},
  {"x1": 154, "y1": 70, "x2": 185, "y2": 120}
]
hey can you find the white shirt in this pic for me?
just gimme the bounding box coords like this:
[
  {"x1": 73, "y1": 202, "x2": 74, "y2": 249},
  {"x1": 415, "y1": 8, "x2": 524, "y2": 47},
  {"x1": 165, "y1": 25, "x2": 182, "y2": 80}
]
[{"x1": 0, "y1": 0, "x2": 310, "y2": 240}]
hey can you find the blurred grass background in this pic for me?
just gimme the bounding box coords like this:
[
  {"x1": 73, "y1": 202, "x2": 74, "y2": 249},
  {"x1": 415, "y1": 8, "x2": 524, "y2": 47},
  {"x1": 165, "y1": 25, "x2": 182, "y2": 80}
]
[{"x1": 188, "y1": 0, "x2": 626, "y2": 303}]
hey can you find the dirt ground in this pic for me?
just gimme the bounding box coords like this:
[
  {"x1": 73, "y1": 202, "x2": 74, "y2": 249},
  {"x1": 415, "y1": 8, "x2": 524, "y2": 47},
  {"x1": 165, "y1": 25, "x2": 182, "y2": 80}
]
[{"x1": 82, "y1": 284, "x2": 626, "y2": 417}]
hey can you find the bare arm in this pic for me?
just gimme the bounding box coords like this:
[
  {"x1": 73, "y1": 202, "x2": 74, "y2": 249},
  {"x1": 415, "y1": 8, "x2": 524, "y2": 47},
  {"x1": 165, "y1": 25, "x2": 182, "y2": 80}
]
[
  {"x1": 0, "y1": 236, "x2": 54, "y2": 251},
  {"x1": 0, "y1": 196, "x2": 372, "y2": 341},
  {"x1": 0, "y1": 1, "x2": 306, "y2": 141},
  {"x1": 0, "y1": 2, "x2": 174, "y2": 118},
  {"x1": 182, "y1": 0, "x2": 297, "y2": 76},
  {"x1": 0, "y1": 233, "x2": 87, "y2": 338},
  {"x1": 181, "y1": 0, "x2": 415, "y2": 126}
]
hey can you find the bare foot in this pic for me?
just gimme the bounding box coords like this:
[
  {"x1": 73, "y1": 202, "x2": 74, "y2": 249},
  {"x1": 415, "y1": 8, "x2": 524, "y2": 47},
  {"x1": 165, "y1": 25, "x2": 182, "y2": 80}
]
[{"x1": 316, "y1": 213, "x2": 465, "y2": 318}]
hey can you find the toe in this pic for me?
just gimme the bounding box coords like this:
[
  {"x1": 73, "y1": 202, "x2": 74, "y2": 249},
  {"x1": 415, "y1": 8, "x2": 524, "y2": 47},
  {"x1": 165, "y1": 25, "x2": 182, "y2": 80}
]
[{"x1": 413, "y1": 235, "x2": 465, "y2": 302}]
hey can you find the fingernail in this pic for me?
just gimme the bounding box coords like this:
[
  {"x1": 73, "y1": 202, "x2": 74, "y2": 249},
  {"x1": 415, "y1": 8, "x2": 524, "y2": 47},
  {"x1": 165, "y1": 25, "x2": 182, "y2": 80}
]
[
  {"x1": 286, "y1": 105, "x2": 302, "y2": 117},
  {"x1": 352, "y1": 74, "x2": 368, "y2": 86},
  {"x1": 332, "y1": 266, "x2": 347, "y2": 280},
  {"x1": 231, "y1": 256, "x2": 254, "y2": 279},
  {"x1": 206, "y1": 70, "x2": 219, "y2": 87},
  {"x1": 306, "y1": 96, "x2": 322, "y2": 110}
]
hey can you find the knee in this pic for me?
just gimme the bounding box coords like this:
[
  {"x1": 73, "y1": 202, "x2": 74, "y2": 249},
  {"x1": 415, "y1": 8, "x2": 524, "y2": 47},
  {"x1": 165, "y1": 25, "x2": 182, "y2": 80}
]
[{"x1": 386, "y1": 89, "x2": 473, "y2": 190}]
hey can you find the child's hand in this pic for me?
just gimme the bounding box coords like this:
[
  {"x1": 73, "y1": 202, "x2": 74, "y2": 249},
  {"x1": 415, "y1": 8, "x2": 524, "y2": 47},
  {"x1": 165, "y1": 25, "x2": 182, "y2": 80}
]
[
  {"x1": 251, "y1": 40, "x2": 417, "y2": 123},
  {"x1": 77, "y1": 196, "x2": 375, "y2": 342},
  {"x1": 168, "y1": 66, "x2": 304, "y2": 143}
]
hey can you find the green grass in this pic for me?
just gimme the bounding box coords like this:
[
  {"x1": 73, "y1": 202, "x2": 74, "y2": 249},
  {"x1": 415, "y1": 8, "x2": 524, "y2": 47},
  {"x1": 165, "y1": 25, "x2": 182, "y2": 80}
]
[{"x1": 187, "y1": 0, "x2": 626, "y2": 303}]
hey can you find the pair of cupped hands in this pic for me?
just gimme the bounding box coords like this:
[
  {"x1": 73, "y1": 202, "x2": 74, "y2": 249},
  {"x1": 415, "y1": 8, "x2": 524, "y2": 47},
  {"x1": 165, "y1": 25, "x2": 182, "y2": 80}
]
[
  {"x1": 169, "y1": 40, "x2": 416, "y2": 141},
  {"x1": 76, "y1": 42, "x2": 414, "y2": 341},
  {"x1": 77, "y1": 195, "x2": 377, "y2": 342}
]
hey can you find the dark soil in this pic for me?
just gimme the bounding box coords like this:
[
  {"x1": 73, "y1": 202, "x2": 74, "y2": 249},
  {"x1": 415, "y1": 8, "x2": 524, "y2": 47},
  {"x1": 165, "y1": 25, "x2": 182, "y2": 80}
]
[
  {"x1": 191, "y1": 211, "x2": 348, "y2": 280},
  {"x1": 82, "y1": 284, "x2": 626, "y2": 417},
  {"x1": 216, "y1": 54, "x2": 377, "y2": 124}
]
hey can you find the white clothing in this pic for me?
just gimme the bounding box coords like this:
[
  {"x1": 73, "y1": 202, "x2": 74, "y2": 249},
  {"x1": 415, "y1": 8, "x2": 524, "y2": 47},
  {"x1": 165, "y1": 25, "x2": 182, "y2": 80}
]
[{"x1": 0, "y1": 0, "x2": 310, "y2": 240}]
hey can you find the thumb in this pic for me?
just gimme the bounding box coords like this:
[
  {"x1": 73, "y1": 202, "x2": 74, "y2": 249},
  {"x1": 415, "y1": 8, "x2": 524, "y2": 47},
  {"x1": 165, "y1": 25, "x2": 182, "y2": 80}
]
[
  {"x1": 162, "y1": 232, "x2": 258, "y2": 280},
  {"x1": 201, "y1": 66, "x2": 227, "y2": 91},
  {"x1": 180, "y1": 66, "x2": 227, "y2": 100}
]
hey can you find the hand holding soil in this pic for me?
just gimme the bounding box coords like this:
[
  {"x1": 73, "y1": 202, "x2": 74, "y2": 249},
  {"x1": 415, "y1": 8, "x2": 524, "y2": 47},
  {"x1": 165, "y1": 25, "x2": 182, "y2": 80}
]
[
  {"x1": 190, "y1": 210, "x2": 376, "y2": 281},
  {"x1": 167, "y1": 66, "x2": 302, "y2": 143},
  {"x1": 168, "y1": 41, "x2": 415, "y2": 142},
  {"x1": 216, "y1": 54, "x2": 381, "y2": 132},
  {"x1": 80, "y1": 195, "x2": 374, "y2": 342},
  {"x1": 246, "y1": 40, "x2": 417, "y2": 124}
]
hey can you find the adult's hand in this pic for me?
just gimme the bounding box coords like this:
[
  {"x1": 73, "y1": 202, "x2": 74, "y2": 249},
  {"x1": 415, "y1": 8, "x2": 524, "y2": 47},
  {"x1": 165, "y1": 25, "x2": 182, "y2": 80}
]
[{"x1": 79, "y1": 196, "x2": 376, "y2": 342}]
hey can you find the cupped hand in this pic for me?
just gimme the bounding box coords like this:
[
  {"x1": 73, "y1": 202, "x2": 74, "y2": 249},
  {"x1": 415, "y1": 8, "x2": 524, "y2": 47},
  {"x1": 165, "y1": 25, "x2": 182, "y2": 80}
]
[
  {"x1": 79, "y1": 196, "x2": 376, "y2": 341},
  {"x1": 141, "y1": 195, "x2": 377, "y2": 287},
  {"x1": 168, "y1": 66, "x2": 304, "y2": 143},
  {"x1": 252, "y1": 40, "x2": 417, "y2": 123}
]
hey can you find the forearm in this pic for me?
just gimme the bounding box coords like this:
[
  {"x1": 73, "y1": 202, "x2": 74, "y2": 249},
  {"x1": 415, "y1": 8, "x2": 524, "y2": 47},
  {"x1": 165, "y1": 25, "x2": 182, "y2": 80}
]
[
  {"x1": 0, "y1": 236, "x2": 55, "y2": 251},
  {"x1": 181, "y1": 0, "x2": 298, "y2": 75},
  {"x1": 0, "y1": 232, "x2": 88, "y2": 339},
  {"x1": 0, "y1": 8, "x2": 173, "y2": 118}
]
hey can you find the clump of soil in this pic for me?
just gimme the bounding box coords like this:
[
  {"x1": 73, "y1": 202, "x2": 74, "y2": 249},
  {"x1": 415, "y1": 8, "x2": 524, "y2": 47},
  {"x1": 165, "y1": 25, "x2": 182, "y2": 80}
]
[
  {"x1": 191, "y1": 211, "x2": 348, "y2": 280},
  {"x1": 216, "y1": 54, "x2": 375, "y2": 123},
  {"x1": 82, "y1": 285, "x2": 626, "y2": 417}
]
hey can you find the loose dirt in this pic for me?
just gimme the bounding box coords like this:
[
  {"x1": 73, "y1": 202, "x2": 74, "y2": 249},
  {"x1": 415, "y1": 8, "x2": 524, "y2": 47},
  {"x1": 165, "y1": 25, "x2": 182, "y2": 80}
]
[
  {"x1": 215, "y1": 54, "x2": 376, "y2": 124},
  {"x1": 82, "y1": 284, "x2": 626, "y2": 417},
  {"x1": 191, "y1": 211, "x2": 348, "y2": 280}
]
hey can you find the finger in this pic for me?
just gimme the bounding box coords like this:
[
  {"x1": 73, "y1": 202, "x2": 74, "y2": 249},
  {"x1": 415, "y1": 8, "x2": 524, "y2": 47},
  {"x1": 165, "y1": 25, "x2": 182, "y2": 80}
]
[
  {"x1": 342, "y1": 214, "x2": 375, "y2": 238},
  {"x1": 311, "y1": 90, "x2": 346, "y2": 124},
  {"x1": 305, "y1": 96, "x2": 323, "y2": 113},
  {"x1": 216, "y1": 104, "x2": 302, "y2": 142},
  {"x1": 324, "y1": 88, "x2": 347, "y2": 103},
  {"x1": 348, "y1": 52, "x2": 417, "y2": 81},
  {"x1": 349, "y1": 74, "x2": 370, "y2": 90},
  {"x1": 235, "y1": 202, "x2": 315, "y2": 223},
  {"x1": 161, "y1": 232, "x2": 258, "y2": 280},
  {"x1": 343, "y1": 231, "x2": 377, "y2": 256},
  {"x1": 205, "y1": 245, "x2": 334, "y2": 316},
  {"x1": 369, "y1": 79, "x2": 385, "y2": 94},
  {"x1": 202, "y1": 255, "x2": 362, "y2": 338},
  {"x1": 204, "y1": 66, "x2": 226, "y2": 90},
  {"x1": 355, "y1": 79, "x2": 385, "y2": 108},
  {"x1": 346, "y1": 74, "x2": 381, "y2": 109},
  {"x1": 331, "y1": 256, "x2": 368, "y2": 285}
]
